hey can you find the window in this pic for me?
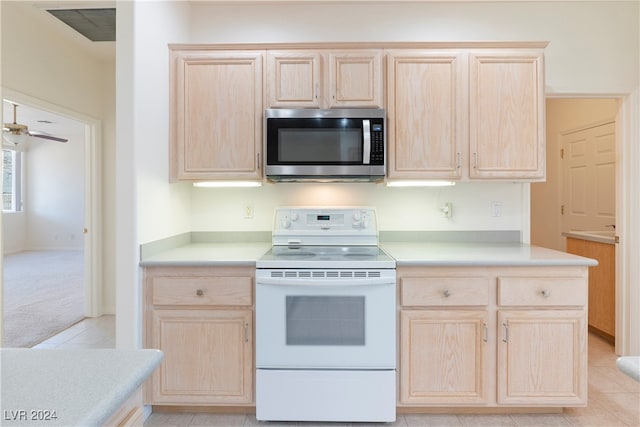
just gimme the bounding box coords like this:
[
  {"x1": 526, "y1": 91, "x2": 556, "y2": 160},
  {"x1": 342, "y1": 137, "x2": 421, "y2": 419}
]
[{"x1": 2, "y1": 149, "x2": 23, "y2": 212}]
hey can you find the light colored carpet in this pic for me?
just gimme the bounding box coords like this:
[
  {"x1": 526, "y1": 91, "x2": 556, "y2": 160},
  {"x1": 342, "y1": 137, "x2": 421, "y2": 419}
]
[{"x1": 3, "y1": 250, "x2": 85, "y2": 348}]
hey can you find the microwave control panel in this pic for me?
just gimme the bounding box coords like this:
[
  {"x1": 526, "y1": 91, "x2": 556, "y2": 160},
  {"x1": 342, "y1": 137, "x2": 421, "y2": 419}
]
[{"x1": 370, "y1": 121, "x2": 384, "y2": 164}]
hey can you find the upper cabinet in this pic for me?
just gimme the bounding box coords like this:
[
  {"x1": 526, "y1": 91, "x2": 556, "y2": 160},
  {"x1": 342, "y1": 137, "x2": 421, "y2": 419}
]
[
  {"x1": 387, "y1": 46, "x2": 546, "y2": 181},
  {"x1": 169, "y1": 48, "x2": 264, "y2": 181},
  {"x1": 168, "y1": 43, "x2": 545, "y2": 183},
  {"x1": 386, "y1": 51, "x2": 466, "y2": 180},
  {"x1": 267, "y1": 49, "x2": 383, "y2": 109},
  {"x1": 469, "y1": 50, "x2": 545, "y2": 180}
]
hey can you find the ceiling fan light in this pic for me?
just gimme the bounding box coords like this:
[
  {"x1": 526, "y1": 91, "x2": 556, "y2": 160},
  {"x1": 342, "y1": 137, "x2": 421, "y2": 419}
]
[{"x1": 3, "y1": 131, "x2": 30, "y2": 147}]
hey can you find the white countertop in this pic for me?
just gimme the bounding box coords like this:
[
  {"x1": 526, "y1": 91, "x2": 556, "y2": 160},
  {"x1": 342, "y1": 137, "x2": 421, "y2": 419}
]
[
  {"x1": 380, "y1": 242, "x2": 598, "y2": 267},
  {"x1": 563, "y1": 230, "x2": 617, "y2": 245},
  {"x1": 139, "y1": 240, "x2": 596, "y2": 268},
  {"x1": 139, "y1": 242, "x2": 271, "y2": 267},
  {"x1": 0, "y1": 349, "x2": 163, "y2": 427}
]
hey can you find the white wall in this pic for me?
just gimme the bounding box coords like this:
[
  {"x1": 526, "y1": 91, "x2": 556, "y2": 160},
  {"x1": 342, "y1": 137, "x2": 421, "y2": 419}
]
[
  {"x1": 26, "y1": 124, "x2": 85, "y2": 250},
  {"x1": 189, "y1": 1, "x2": 639, "y2": 95},
  {"x1": 122, "y1": 1, "x2": 638, "y2": 349},
  {"x1": 1, "y1": 1, "x2": 115, "y2": 314},
  {"x1": 1, "y1": 2, "x2": 106, "y2": 118},
  {"x1": 116, "y1": 1, "x2": 191, "y2": 348},
  {"x1": 2, "y1": 105, "x2": 86, "y2": 253},
  {"x1": 190, "y1": 182, "x2": 525, "y2": 233},
  {"x1": 180, "y1": 1, "x2": 638, "y2": 236},
  {"x1": 1, "y1": 213, "x2": 26, "y2": 254}
]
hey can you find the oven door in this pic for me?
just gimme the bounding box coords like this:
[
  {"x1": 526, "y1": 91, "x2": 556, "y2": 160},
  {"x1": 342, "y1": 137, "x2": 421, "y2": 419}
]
[{"x1": 255, "y1": 273, "x2": 396, "y2": 369}]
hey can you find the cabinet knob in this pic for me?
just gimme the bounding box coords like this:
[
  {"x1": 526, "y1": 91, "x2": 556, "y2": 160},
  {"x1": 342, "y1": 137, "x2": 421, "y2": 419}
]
[
  {"x1": 541, "y1": 289, "x2": 551, "y2": 298},
  {"x1": 196, "y1": 289, "x2": 204, "y2": 297},
  {"x1": 443, "y1": 289, "x2": 451, "y2": 298}
]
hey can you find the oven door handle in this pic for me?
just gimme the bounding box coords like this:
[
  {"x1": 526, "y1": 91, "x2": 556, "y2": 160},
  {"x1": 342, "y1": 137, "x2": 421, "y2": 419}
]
[{"x1": 256, "y1": 278, "x2": 395, "y2": 287}]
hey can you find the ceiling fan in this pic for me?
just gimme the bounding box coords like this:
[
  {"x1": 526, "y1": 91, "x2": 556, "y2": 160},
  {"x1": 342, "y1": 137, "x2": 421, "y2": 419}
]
[{"x1": 3, "y1": 102, "x2": 68, "y2": 148}]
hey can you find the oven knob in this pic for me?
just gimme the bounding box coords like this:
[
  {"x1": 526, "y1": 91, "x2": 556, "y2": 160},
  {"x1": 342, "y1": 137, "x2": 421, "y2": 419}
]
[
  {"x1": 353, "y1": 212, "x2": 362, "y2": 221},
  {"x1": 281, "y1": 215, "x2": 291, "y2": 229},
  {"x1": 291, "y1": 212, "x2": 299, "y2": 221}
]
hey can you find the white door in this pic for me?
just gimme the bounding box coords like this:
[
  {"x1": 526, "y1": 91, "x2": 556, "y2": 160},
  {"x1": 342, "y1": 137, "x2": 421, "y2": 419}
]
[{"x1": 561, "y1": 121, "x2": 616, "y2": 233}]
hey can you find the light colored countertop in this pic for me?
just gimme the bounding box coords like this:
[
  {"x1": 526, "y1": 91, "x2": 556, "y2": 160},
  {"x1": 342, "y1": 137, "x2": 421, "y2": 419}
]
[
  {"x1": 0, "y1": 349, "x2": 163, "y2": 427},
  {"x1": 617, "y1": 356, "x2": 640, "y2": 382},
  {"x1": 563, "y1": 230, "x2": 617, "y2": 245},
  {"x1": 380, "y1": 242, "x2": 598, "y2": 267},
  {"x1": 140, "y1": 239, "x2": 596, "y2": 268},
  {"x1": 139, "y1": 242, "x2": 271, "y2": 267}
]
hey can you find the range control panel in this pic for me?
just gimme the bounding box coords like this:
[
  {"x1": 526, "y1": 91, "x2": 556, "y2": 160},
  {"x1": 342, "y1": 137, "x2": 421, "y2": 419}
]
[{"x1": 272, "y1": 207, "x2": 378, "y2": 246}]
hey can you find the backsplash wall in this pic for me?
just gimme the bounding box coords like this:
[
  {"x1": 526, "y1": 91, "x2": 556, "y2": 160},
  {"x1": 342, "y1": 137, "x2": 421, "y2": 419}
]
[{"x1": 189, "y1": 181, "x2": 525, "y2": 235}]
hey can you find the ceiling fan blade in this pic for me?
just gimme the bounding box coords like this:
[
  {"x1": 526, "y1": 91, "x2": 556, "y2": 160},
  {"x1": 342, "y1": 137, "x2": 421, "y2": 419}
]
[{"x1": 28, "y1": 131, "x2": 68, "y2": 143}]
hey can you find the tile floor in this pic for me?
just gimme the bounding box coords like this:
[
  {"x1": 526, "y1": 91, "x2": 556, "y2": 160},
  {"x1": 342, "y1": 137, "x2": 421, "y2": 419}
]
[
  {"x1": 38, "y1": 316, "x2": 639, "y2": 426},
  {"x1": 31, "y1": 315, "x2": 115, "y2": 349}
]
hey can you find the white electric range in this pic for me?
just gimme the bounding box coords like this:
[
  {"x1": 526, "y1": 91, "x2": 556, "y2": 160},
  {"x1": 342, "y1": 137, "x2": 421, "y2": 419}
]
[{"x1": 255, "y1": 207, "x2": 396, "y2": 423}]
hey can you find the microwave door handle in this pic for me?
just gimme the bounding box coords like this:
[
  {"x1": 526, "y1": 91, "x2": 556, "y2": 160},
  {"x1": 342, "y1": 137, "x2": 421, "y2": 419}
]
[{"x1": 362, "y1": 120, "x2": 371, "y2": 165}]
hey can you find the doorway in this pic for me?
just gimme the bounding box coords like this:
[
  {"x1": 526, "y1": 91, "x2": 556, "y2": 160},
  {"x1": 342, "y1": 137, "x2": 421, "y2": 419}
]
[
  {"x1": 531, "y1": 97, "x2": 620, "y2": 347},
  {"x1": 1, "y1": 90, "x2": 102, "y2": 347}
]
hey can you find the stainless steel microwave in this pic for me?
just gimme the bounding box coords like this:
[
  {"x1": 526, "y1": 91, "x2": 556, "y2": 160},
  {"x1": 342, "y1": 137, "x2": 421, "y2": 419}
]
[{"x1": 265, "y1": 108, "x2": 386, "y2": 182}]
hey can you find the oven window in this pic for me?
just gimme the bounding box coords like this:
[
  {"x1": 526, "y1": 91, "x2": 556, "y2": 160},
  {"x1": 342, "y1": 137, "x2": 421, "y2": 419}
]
[{"x1": 285, "y1": 296, "x2": 365, "y2": 346}]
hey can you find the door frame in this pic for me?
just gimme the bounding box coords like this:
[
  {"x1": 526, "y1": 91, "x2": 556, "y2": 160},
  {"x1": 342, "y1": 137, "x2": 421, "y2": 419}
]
[
  {"x1": 1, "y1": 87, "x2": 103, "y2": 318},
  {"x1": 616, "y1": 89, "x2": 639, "y2": 356}
]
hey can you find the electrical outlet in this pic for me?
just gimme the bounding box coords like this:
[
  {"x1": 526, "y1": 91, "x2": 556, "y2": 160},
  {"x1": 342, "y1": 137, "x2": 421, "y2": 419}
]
[
  {"x1": 491, "y1": 201, "x2": 502, "y2": 217},
  {"x1": 441, "y1": 202, "x2": 453, "y2": 219},
  {"x1": 244, "y1": 203, "x2": 254, "y2": 219}
]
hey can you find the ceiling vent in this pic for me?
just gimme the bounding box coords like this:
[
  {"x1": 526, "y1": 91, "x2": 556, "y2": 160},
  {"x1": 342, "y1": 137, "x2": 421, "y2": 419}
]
[{"x1": 47, "y1": 8, "x2": 115, "y2": 42}]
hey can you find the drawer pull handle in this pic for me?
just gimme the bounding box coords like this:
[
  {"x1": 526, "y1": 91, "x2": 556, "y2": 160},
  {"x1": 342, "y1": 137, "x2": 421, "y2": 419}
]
[
  {"x1": 244, "y1": 323, "x2": 249, "y2": 343},
  {"x1": 483, "y1": 323, "x2": 488, "y2": 343},
  {"x1": 443, "y1": 289, "x2": 451, "y2": 298},
  {"x1": 541, "y1": 289, "x2": 551, "y2": 298},
  {"x1": 502, "y1": 323, "x2": 509, "y2": 343},
  {"x1": 196, "y1": 289, "x2": 204, "y2": 297}
]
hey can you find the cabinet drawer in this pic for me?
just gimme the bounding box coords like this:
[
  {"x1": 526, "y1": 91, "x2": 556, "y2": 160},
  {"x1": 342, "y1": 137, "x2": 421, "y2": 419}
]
[
  {"x1": 498, "y1": 277, "x2": 586, "y2": 307},
  {"x1": 152, "y1": 276, "x2": 252, "y2": 306},
  {"x1": 401, "y1": 277, "x2": 489, "y2": 306}
]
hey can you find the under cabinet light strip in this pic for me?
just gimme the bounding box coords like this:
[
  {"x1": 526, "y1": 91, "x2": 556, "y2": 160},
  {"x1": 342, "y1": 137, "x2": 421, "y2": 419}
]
[
  {"x1": 386, "y1": 180, "x2": 456, "y2": 187},
  {"x1": 193, "y1": 181, "x2": 262, "y2": 188}
]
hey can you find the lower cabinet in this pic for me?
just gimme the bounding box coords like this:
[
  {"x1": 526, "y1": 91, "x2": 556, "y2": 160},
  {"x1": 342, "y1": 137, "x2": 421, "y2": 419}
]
[
  {"x1": 103, "y1": 388, "x2": 144, "y2": 427},
  {"x1": 401, "y1": 310, "x2": 489, "y2": 405},
  {"x1": 143, "y1": 266, "x2": 254, "y2": 406},
  {"x1": 143, "y1": 264, "x2": 587, "y2": 409},
  {"x1": 398, "y1": 266, "x2": 588, "y2": 408},
  {"x1": 497, "y1": 309, "x2": 586, "y2": 405}
]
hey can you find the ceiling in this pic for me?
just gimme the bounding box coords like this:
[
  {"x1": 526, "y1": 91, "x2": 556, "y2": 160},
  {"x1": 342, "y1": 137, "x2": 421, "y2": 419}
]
[
  {"x1": 2, "y1": 2, "x2": 113, "y2": 144},
  {"x1": 9, "y1": 1, "x2": 116, "y2": 62}
]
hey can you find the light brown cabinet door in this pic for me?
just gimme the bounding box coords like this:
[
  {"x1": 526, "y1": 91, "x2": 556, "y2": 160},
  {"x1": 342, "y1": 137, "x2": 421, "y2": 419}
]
[
  {"x1": 267, "y1": 49, "x2": 382, "y2": 109},
  {"x1": 497, "y1": 309, "x2": 587, "y2": 405},
  {"x1": 150, "y1": 309, "x2": 253, "y2": 405},
  {"x1": 469, "y1": 50, "x2": 545, "y2": 179},
  {"x1": 566, "y1": 237, "x2": 616, "y2": 339},
  {"x1": 386, "y1": 51, "x2": 465, "y2": 179},
  {"x1": 400, "y1": 309, "x2": 489, "y2": 405},
  {"x1": 170, "y1": 50, "x2": 263, "y2": 181},
  {"x1": 328, "y1": 50, "x2": 383, "y2": 108},
  {"x1": 267, "y1": 51, "x2": 321, "y2": 108}
]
